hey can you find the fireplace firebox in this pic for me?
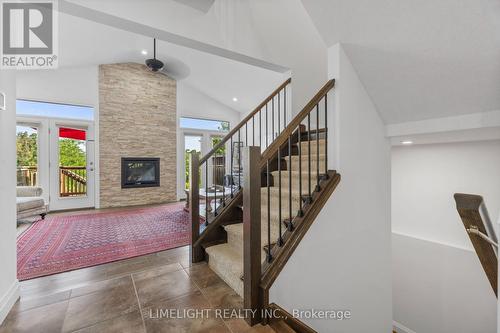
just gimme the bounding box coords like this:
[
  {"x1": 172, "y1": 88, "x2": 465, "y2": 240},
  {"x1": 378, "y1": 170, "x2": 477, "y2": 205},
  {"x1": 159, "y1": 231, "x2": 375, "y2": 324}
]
[{"x1": 121, "y1": 158, "x2": 160, "y2": 188}]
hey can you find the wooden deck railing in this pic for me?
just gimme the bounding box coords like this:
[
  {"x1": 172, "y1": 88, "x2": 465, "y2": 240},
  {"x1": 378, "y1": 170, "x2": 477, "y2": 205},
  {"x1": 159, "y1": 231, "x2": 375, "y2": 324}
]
[
  {"x1": 17, "y1": 166, "x2": 87, "y2": 197},
  {"x1": 60, "y1": 166, "x2": 87, "y2": 197},
  {"x1": 17, "y1": 166, "x2": 38, "y2": 186}
]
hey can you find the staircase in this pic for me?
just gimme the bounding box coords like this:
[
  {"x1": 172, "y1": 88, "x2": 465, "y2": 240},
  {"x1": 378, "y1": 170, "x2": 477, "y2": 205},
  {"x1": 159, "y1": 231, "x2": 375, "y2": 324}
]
[
  {"x1": 206, "y1": 137, "x2": 330, "y2": 297},
  {"x1": 188, "y1": 79, "x2": 339, "y2": 330}
]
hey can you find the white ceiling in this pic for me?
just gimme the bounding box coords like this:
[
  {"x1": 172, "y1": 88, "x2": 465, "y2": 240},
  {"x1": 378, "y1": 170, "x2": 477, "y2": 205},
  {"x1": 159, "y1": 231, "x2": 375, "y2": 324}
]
[
  {"x1": 301, "y1": 0, "x2": 500, "y2": 124},
  {"x1": 57, "y1": 12, "x2": 285, "y2": 113}
]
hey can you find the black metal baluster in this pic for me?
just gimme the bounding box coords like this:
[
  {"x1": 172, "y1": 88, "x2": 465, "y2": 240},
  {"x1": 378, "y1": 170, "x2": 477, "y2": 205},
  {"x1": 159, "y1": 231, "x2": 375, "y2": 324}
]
[
  {"x1": 213, "y1": 153, "x2": 217, "y2": 216},
  {"x1": 315, "y1": 104, "x2": 321, "y2": 192},
  {"x1": 230, "y1": 135, "x2": 234, "y2": 198},
  {"x1": 288, "y1": 135, "x2": 293, "y2": 231},
  {"x1": 298, "y1": 125, "x2": 303, "y2": 217},
  {"x1": 222, "y1": 145, "x2": 226, "y2": 207},
  {"x1": 238, "y1": 129, "x2": 241, "y2": 189},
  {"x1": 278, "y1": 92, "x2": 281, "y2": 135},
  {"x1": 252, "y1": 116, "x2": 255, "y2": 146},
  {"x1": 324, "y1": 95, "x2": 328, "y2": 179},
  {"x1": 260, "y1": 110, "x2": 262, "y2": 149},
  {"x1": 266, "y1": 160, "x2": 272, "y2": 262},
  {"x1": 307, "y1": 113, "x2": 312, "y2": 203},
  {"x1": 266, "y1": 104, "x2": 269, "y2": 148},
  {"x1": 205, "y1": 161, "x2": 209, "y2": 226},
  {"x1": 272, "y1": 97, "x2": 275, "y2": 140},
  {"x1": 278, "y1": 148, "x2": 283, "y2": 246},
  {"x1": 284, "y1": 86, "x2": 287, "y2": 126}
]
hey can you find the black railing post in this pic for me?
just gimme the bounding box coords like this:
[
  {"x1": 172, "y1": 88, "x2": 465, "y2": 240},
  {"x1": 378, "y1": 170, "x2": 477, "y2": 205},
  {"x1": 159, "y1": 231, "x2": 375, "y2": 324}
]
[
  {"x1": 253, "y1": 116, "x2": 255, "y2": 146},
  {"x1": 230, "y1": 135, "x2": 234, "y2": 198},
  {"x1": 324, "y1": 94, "x2": 328, "y2": 179},
  {"x1": 266, "y1": 160, "x2": 272, "y2": 263},
  {"x1": 298, "y1": 125, "x2": 304, "y2": 217},
  {"x1": 238, "y1": 129, "x2": 241, "y2": 189},
  {"x1": 278, "y1": 148, "x2": 283, "y2": 246},
  {"x1": 205, "y1": 160, "x2": 209, "y2": 226},
  {"x1": 307, "y1": 113, "x2": 312, "y2": 203},
  {"x1": 284, "y1": 86, "x2": 287, "y2": 126},
  {"x1": 278, "y1": 92, "x2": 281, "y2": 135},
  {"x1": 266, "y1": 104, "x2": 269, "y2": 148},
  {"x1": 288, "y1": 135, "x2": 294, "y2": 231},
  {"x1": 213, "y1": 154, "x2": 217, "y2": 216},
  {"x1": 315, "y1": 104, "x2": 321, "y2": 192},
  {"x1": 272, "y1": 97, "x2": 275, "y2": 140},
  {"x1": 259, "y1": 110, "x2": 262, "y2": 149}
]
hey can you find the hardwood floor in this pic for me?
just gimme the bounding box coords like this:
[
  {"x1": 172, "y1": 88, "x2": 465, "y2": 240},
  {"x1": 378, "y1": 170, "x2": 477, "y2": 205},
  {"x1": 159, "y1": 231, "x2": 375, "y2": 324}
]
[{"x1": 1, "y1": 246, "x2": 275, "y2": 333}]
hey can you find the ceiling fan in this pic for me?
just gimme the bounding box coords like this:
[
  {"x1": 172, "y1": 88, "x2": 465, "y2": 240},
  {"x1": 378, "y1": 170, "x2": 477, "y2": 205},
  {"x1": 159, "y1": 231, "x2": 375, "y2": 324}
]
[{"x1": 145, "y1": 38, "x2": 164, "y2": 72}]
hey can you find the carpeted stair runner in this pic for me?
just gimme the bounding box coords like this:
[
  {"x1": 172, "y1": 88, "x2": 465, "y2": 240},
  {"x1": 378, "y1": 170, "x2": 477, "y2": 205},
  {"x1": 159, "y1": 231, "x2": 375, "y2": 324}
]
[{"x1": 206, "y1": 139, "x2": 326, "y2": 297}]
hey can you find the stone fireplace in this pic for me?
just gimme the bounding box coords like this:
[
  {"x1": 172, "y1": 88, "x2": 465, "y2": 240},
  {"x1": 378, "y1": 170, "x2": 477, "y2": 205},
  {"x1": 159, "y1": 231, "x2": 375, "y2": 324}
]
[{"x1": 99, "y1": 63, "x2": 176, "y2": 208}]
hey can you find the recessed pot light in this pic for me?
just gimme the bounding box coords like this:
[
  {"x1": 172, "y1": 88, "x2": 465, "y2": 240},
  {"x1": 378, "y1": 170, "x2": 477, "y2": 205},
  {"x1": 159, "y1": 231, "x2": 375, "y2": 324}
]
[
  {"x1": 232, "y1": 97, "x2": 238, "y2": 102},
  {"x1": 401, "y1": 140, "x2": 413, "y2": 145},
  {"x1": 141, "y1": 50, "x2": 148, "y2": 55}
]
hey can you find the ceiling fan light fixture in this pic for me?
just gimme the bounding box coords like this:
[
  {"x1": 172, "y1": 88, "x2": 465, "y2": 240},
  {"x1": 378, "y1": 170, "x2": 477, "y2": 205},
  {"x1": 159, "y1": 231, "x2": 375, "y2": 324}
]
[{"x1": 145, "y1": 38, "x2": 164, "y2": 72}]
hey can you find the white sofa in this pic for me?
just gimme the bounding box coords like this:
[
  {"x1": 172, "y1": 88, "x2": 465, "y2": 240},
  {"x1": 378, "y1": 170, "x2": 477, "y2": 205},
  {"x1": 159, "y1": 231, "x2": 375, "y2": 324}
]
[{"x1": 16, "y1": 187, "x2": 48, "y2": 221}]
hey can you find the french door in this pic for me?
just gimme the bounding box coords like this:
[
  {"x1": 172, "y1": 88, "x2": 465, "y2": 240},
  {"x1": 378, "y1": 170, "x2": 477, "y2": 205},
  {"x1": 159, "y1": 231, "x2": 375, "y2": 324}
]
[{"x1": 48, "y1": 120, "x2": 95, "y2": 211}]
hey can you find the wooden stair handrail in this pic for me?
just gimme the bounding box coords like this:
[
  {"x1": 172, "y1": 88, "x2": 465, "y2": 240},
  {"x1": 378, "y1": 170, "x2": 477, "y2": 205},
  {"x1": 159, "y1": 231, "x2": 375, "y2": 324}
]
[
  {"x1": 454, "y1": 193, "x2": 498, "y2": 297},
  {"x1": 199, "y1": 78, "x2": 291, "y2": 165},
  {"x1": 260, "y1": 79, "x2": 335, "y2": 168}
]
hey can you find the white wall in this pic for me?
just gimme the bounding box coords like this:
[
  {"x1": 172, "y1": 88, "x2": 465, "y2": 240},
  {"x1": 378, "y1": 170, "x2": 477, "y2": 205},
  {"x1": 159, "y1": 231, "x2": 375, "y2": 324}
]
[
  {"x1": 393, "y1": 233, "x2": 496, "y2": 333},
  {"x1": 0, "y1": 70, "x2": 20, "y2": 324},
  {"x1": 16, "y1": 66, "x2": 99, "y2": 107},
  {"x1": 392, "y1": 140, "x2": 500, "y2": 249},
  {"x1": 392, "y1": 140, "x2": 500, "y2": 333},
  {"x1": 176, "y1": 82, "x2": 241, "y2": 198},
  {"x1": 269, "y1": 43, "x2": 392, "y2": 332},
  {"x1": 246, "y1": 0, "x2": 328, "y2": 114}
]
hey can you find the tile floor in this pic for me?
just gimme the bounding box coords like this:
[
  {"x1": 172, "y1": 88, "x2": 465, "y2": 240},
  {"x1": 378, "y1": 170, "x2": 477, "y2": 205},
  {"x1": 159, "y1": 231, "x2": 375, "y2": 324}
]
[{"x1": 0, "y1": 246, "x2": 275, "y2": 333}]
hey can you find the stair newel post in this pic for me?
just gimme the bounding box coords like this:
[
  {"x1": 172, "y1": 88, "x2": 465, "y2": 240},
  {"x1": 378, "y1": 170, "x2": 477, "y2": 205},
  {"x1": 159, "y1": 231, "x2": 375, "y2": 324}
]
[
  {"x1": 189, "y1": 152, "x2": 204, "y2": 263},
  {"x1": 242, "y1": 146, "x2": 263, "y2": 326}
]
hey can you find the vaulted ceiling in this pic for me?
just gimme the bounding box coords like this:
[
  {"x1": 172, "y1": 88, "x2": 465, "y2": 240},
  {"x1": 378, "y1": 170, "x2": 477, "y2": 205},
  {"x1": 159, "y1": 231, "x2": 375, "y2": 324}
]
[
  {"x1": 301, "y1": 0, "x2": 500, "y2": 124},
  {"x1": 55, "y1": 10, "x2": 286, "y2": 114}
]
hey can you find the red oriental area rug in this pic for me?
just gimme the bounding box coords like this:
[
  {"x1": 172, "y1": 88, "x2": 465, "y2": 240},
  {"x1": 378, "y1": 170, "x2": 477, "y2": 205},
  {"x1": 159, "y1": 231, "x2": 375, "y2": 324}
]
[{"x1": 17, "y1": 202, "x2": 191, "y2": 280}]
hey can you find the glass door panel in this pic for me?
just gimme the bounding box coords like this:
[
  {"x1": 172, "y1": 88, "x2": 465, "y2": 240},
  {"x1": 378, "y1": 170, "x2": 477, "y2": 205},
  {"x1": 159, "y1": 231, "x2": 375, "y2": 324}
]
[
  {"x1": 16, "y1": 125, "x2": 38, "y2": 187},
  {"x1": 58, "y1": 127, "x2": 88, "y2": 198},
  {"x1": 184, "y1": 134, "x2": 202, "y2": 190},
  {"x1": 49, "y1": 120, "x2": 95, "y2": 211}
]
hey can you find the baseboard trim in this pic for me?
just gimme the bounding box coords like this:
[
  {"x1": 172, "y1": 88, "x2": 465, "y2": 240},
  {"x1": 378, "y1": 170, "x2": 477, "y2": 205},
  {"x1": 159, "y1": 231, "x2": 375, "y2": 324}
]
[
  {"x1": 269, "y1": 303, "x2": 317, "y2": 333},
  {"x1": 393, "y1": 320, "x2": 417, "y2": 333},
  {"x1": 0, "y1": 280, "x2": 20, "y2": 325}
]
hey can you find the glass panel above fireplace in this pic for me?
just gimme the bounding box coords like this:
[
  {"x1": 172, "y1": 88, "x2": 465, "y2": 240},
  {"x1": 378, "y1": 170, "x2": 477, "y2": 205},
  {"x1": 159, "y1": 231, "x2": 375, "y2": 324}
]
[{"x1": 121, "y1": 158, "x2": 160, "y2": 188}]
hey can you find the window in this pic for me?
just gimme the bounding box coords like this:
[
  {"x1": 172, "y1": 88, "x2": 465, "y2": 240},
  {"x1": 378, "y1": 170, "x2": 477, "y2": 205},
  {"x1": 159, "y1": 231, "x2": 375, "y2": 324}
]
[
  {"x1": 179, "y1": 117, "x2": 229, "y2": 132},
  {"x1": 16, "y1": 125, "x2": 38, "y2": 186},
  {"x1": 17, "y1": 100, "x2": 94, "y2": 121}
]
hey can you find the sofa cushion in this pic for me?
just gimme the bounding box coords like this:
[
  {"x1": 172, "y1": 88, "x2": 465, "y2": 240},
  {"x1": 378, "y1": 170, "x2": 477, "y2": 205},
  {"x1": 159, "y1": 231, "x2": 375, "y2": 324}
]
[
  {"x1": 17, "y1": 186, "x2": 43, "y2": 197},
  {"x1": 16, "y1": 197, "x2": 45, "y2": 213}
]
